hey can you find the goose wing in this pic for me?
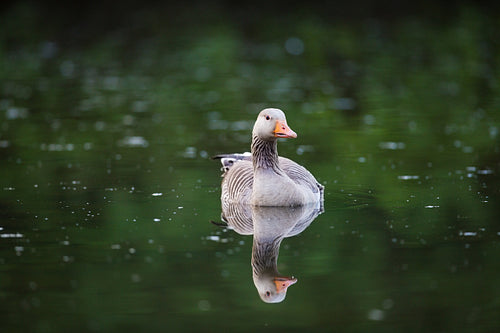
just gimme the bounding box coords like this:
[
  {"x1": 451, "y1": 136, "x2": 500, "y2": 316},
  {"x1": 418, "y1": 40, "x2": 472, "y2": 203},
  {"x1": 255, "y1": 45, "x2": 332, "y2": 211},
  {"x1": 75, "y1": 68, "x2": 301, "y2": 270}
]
[
  {"x1": 220, "y1": 159, "x2": 253, "y2": 205},
  {"x1": 279, "y1": 157, "x2": 324, "y2": 195}
]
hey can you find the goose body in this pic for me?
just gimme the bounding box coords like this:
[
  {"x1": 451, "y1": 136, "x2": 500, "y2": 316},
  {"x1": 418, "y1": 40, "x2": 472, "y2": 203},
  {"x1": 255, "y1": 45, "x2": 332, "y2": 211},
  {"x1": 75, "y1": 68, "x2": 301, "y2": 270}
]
[{"x1": 215, "y1": 108, "x2": 324, "y2": 207}]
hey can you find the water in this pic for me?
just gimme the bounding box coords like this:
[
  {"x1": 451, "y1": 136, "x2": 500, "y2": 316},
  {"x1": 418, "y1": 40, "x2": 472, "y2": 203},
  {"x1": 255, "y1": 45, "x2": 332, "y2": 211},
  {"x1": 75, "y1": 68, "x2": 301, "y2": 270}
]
[{"x1": 1, "y1": 2, "x2": 500, "y2": 332}]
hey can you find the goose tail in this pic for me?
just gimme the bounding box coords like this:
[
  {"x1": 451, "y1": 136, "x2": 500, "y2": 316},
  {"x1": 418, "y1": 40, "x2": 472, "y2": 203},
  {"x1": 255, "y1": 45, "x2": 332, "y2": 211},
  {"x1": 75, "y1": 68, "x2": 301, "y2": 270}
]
[{"x1": 212, "y1": 152, "x2": 252, "y2": 173}]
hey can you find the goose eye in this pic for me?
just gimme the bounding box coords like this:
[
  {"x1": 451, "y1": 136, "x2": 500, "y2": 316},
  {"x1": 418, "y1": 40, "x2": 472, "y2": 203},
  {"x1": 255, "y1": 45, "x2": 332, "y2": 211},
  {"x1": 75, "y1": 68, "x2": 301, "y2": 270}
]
[
  {"x1": 266, "y1": 291, "x2": 271, "y2": 297},
  {"x1": 265, "y1": 115, "x2": 270, "y2": 120}
]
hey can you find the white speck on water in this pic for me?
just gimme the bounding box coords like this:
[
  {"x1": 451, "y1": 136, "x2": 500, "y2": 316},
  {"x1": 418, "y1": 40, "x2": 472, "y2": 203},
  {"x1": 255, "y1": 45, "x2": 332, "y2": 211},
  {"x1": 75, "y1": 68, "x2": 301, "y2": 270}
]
[
  {"x1": 110, "y1": 244, "x2": 121, "y2": 250},
  {"x1": 6, "y1": 107, "x2": 29, "y2": 119},
  {"x1": 152, "y1": 192, "x2": 163, "y2": 196},
  {"x1": 1, "y1": 233, "x2": 23, "y2": 238},
  {"x1": 379, "y1": 141, "x2": 406, "y2": 150},
  {"x1": 477, "y1": 169, "x2": 493, "y2": 175},
  {"x1": 198, "y1": 300, "x2": 211, "y2": 311},
  {"x1": 489, "y1": 126, "x2": 498, "y2": 138},
  {"x1": 398, "y1": 175, "x2": 420, "y2": 180},
  {"x1": 119, "y1": 136, "x2": 149, "y2": 148},
  {"x1": 284, "y1": 37, "x2": 304, "y2": 55},
  {"x1": 128, "y1": 248, "x2": 136, "y2": 254},
  {"x1": 367, "y1": 309, "x2": 385, "y2": 321},
  {"x1": 199, "y1": 150, "x2": 208, "y2": 158},
  {"x1": 207, "y1": 235, "x2": 220, "y2": 242},
  {"x1": 424, "y1": 205, "x2": 440, "y2": 208},
  {"x1": 460, "y1": 231, "x2": 477, "y2": 237},
  {"x1": 131, "y1": 274, "x2": 141, "y2": 283},
  {"x1": 153, "y1": 218, "x2": 161, "y2": 222},
  {"x1": 331, "y1": 97, "x2": 356, "y2": 110},
  {"x1": 182, "y1": 146, "x2": 197, "y2": 158},
  {"x1": 358, "y1": 157, "x2": 366, "y2": 163},
  {"x1": 177, "y1": 206, "x2": 183, "y2": 209}
]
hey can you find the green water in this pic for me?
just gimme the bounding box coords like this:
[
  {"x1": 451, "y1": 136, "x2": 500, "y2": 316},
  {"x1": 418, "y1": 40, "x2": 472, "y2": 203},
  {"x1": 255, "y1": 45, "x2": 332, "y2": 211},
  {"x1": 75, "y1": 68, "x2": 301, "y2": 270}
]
[{"x1": 1, "y1": 2, "x2": 499, "y2": 332}]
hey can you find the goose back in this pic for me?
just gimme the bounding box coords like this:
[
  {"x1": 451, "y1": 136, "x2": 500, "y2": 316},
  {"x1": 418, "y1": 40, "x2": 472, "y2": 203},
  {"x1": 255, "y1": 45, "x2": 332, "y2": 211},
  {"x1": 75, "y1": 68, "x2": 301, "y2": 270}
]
[{"x1": 218, "y1": 154, "x2": 324, "y2": 207}]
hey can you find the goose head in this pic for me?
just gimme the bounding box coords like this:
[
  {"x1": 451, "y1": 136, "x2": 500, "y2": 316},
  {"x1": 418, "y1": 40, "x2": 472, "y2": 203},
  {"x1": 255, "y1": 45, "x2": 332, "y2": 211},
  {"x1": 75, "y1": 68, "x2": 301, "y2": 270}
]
[
  {"x1": 252, "y1": 108, "x2": 297, "y2": 141},
  {"x1": 254, "y1": 272, "x2": 297, "y2": 303}
]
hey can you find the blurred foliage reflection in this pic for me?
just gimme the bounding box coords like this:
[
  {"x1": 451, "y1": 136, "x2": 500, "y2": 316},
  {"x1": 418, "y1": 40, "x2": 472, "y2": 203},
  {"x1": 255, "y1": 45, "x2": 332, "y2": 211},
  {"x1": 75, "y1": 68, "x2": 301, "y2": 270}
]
[{"x1": 0, "y1": 1, "x2": 499, "y2": 332}]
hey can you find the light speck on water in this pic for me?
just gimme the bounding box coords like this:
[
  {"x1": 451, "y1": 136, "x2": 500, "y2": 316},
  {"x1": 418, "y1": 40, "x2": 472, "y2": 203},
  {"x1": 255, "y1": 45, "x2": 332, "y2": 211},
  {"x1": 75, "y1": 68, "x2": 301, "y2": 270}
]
[
  {"x1": 198, "y1": 300, "x2": 211, "y2": 311},
  {"x1": 398, "y1": 175, "x2": 420, "y2": 180},
  {"x1": 367, "y1": 309, "x2": 385, "y2": 321},
  {"x1": 1, "y1": 233, "x2": 23, "y2": 238},
  {"x1": 379, "y1": 141, "x2": 406, "y2": 150},
  {"x1": 119, "y1": 136, "x2": 149, "y2": 148}
]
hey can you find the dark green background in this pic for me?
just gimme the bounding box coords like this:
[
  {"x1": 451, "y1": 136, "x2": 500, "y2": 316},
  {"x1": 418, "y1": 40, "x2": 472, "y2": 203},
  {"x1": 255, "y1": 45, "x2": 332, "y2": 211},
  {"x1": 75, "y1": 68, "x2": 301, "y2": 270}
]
[{"x1": 1, "y1": 1, "x2": 499, "y2": 332}]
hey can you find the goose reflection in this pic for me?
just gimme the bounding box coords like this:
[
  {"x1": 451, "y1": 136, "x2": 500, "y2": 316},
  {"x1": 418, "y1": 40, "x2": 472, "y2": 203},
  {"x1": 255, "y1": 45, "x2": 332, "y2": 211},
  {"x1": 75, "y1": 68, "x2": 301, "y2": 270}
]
[{"x1": 221, "y1": 202, "x2": 322, "y2": 303}]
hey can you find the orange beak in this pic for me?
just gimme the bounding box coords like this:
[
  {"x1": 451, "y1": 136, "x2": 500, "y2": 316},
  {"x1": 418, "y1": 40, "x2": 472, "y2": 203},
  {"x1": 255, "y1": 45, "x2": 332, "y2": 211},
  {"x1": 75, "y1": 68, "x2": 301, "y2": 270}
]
[
  {"x1": 273, "y1": 276, "x2": 298, "y2": 293},
  {"x1": 274, "y1": 120, "x2": 297, "y2": 138}
]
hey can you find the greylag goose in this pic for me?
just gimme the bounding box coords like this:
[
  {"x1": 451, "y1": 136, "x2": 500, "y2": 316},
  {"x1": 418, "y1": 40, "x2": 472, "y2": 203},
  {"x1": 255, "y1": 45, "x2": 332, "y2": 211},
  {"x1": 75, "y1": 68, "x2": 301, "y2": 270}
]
[
  {"x1": 220, "y1": 203, "x2": 321, "y2": 303},
  {"x1": 215, "y1": 108, "x2": 324, "y2": 207}
]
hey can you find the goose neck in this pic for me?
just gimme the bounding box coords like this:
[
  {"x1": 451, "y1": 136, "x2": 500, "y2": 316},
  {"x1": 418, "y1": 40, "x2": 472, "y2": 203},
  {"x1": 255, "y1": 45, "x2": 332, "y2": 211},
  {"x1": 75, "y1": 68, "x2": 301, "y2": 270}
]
[
  {"x1": 251, "y1": 236, "x2": 282, "y2": 277},
  {"x1": 251, "y1": 135, "x2": 282, "y2": 173}
]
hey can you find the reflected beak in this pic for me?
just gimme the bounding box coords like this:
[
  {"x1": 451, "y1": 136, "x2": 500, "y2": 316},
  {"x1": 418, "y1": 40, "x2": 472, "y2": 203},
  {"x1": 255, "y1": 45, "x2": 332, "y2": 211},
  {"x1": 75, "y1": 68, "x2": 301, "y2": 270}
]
[
  {"x1": 274, "y1": 276, "x2": 298, "y2": 293},
  {"x1": 274, "y1": 120, "x2": 297, "y2": 138}
]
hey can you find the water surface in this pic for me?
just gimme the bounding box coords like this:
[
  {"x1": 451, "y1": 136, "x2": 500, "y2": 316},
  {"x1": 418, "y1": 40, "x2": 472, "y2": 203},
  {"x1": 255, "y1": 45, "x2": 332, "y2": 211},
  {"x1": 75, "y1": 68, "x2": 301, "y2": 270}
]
[{"x1": 1, "y1": 2, "x2": 499, "y2": 332}]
